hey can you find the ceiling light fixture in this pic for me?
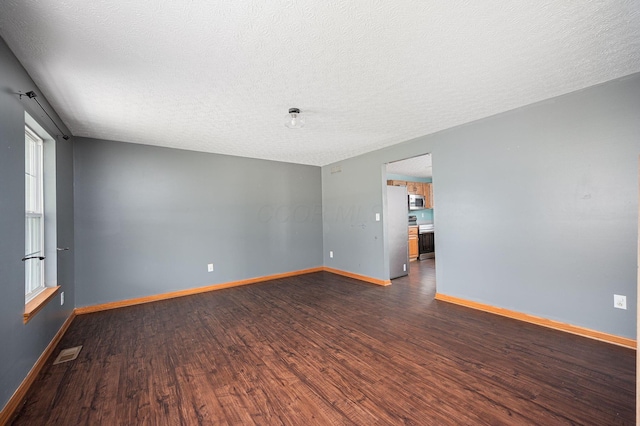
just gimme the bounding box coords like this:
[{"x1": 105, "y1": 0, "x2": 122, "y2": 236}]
[{"x1": 285, "y1": 108, "x2": 305, "y2": 129}]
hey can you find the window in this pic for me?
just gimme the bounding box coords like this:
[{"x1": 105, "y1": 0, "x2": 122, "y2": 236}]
[
  {"x1": 23, "y1": 114, "x2": 59, "y2": 321},
  {"x1": 25, "y1": 125, "x2": 45, "y2": 302}
]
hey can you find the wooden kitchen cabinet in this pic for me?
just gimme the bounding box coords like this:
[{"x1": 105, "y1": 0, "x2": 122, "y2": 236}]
[
  {"x1": 388, "y1": 179, "x2": 433, "y2": 208},
  {"x1": 409, "y1": 226, "x2": 419, "y2": 260},
  {"x1": 405, "y1": 181, "x2": 421, "y2": 195},
  {"x1": 422, "y1": 183, "x2": 434, "y2": 208}
]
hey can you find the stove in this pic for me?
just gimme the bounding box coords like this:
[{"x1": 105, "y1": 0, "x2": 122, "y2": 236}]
[
  {"x1": 418, "y1": 224, "x2": 435, "y2": 260},
  {"x1": 418, "y1": 224, "x2": 434, "y2": 234}
]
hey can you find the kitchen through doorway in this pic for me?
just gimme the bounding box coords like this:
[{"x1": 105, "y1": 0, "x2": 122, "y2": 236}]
[{"x1": 384, "y1": 153, "x2": 435, "y2": 290}]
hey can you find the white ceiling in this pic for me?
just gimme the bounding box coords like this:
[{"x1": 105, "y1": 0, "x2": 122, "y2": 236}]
[
  {"x1": 387, "y1": 154, "x2": 432, "y2": 179},
  {"x1": 1, "y1": 1, "x2": 639, "y2": 166}
]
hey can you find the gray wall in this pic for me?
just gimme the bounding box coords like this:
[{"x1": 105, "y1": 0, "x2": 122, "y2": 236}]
[
  {"x1": 322, "y1": 73, "x2": 640, "y2": 338},
  {"x1": 0, "y1": 38, "x2": 74, "y2": 411},
  {"x1": 74, "y1": 138, "x2": 323, "y2": 307}
]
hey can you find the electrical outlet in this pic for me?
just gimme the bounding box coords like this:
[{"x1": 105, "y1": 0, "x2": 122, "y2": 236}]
[
  {"x1": 60, "y1": 292, "x2": 64, "y2": 305},
  {"x1": 403, "y1": 264, "x2": 406, "y2": 272},
  {"x1": 207, "y1": 263, "x2": 214, "y2": 272},
  {"x1": 329, "y1": 251, "x2": 333, "y2": 258},
  {"x1": 614, "y1": 294, "x2": 627, "y2": 310}
]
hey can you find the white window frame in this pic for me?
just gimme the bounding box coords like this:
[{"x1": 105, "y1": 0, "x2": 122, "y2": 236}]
[{"x1": 25, "y1": 125, "x2": 45, "y2": 303}]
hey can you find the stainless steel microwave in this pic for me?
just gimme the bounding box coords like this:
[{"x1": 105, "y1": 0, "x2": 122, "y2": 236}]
[{"x1": 409, "y1": 194, "x2": 425, "y2": 210}]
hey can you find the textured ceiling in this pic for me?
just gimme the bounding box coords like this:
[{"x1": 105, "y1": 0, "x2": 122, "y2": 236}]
[
  {"x1": 387, "y1": 154, "x2": 432, "y2": 179},
  {"x1": 1, "y1": 1, "x2": 639, "y2": 166}
]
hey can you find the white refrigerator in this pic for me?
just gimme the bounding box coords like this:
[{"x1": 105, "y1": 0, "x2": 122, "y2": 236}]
[{"x1": 387, "y1": 185, "x2": 409, "y2": 279}]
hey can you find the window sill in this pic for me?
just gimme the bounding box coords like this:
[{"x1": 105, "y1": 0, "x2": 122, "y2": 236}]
[{"x1": 24, "y1": 286, "x2": 60, "y2": 324}]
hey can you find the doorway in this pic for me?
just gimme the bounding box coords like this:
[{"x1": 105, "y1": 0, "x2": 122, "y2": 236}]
[{"x1": 383, "y1": 153, "x2": 435, "y2": 291}]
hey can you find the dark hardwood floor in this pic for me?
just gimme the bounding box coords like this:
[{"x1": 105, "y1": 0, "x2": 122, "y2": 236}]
[{"x1": 11, "y1": 260, "x2": 635, "y2": 425}]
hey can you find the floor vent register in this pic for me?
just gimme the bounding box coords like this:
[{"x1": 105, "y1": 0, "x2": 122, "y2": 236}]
[{"x1": 53, "y1": 346, "x2": 83, "y2": 365}]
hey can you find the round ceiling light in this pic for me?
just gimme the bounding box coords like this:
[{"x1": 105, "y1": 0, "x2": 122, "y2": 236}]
[{"x1": 285, "y1": 108, "x2": 305, "y2": 129}]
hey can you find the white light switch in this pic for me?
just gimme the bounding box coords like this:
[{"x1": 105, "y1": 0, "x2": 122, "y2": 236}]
[
  {"x1": 208, "y1": 263, "x2": 214, "y2": 272},
  {"x1": 375, "y1": 213, "x2": 380, "y2": 221}
]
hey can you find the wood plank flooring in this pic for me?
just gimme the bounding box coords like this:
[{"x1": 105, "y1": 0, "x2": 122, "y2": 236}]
[{"x1": 11, "y1": 260, "x2": 635, "y2": 425}]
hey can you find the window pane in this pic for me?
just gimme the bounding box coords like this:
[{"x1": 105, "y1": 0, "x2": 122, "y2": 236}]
[
  {"x1": 25, "y1": 216, "x2": 43, "y2": 297},
  {"x1": 26, "y1": 174, "x2": 35, "y2": 213},
  {"x1": 25, "y1": 215, "x2": 42, "y2": 255},
  {"x1": 25, "y1": 135, "x2": 42, "y2": 214}
]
